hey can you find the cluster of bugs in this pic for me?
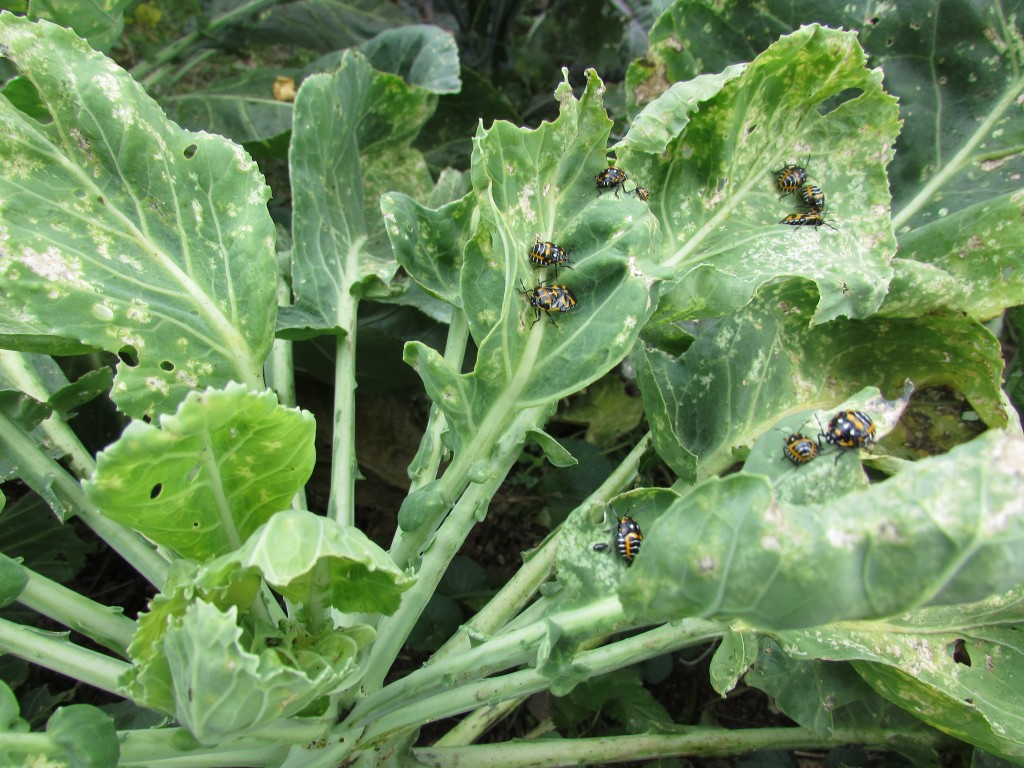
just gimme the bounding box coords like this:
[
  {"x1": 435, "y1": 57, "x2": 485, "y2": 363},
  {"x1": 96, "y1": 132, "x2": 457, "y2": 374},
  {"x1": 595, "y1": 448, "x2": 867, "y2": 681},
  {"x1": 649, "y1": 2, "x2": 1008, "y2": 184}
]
[
  {"x1": 592, "y1": 514, "x2": 644, "y2": 567},
  {"x1": 773, "y1": 160, "x2": 837, "y2": 232},
  {"x1": 520, "y1": 164, "x2": 651, "y2": 329},
  {"x1": 781, "y1": 409, "x2": 877, "y2": 467}
]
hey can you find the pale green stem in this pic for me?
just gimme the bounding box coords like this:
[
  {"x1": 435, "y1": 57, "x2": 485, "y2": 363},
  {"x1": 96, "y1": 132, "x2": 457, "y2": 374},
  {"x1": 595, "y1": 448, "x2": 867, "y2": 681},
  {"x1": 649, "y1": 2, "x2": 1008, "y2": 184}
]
[
  {"x1": 328, "y1": 287, "x2": 359, "y2": 526},
  {"x1": 405, "y1": 311, "x2": 471, "y2": 493},
  {"x1": 355, "y1": 617, "x2": 723, "y2": 744},
  {"x1": 359, "y1": 407, "x2": 548, "y2": 694},
  {"x1": 351, "y1": 596, "x2": 626, "y2": 729},
  {"x1": 0, "y1": 616, "x2": 130, "y2": 696},
  {"x1": 892, "y1": 71, "x2": 1024, "y2": 230},
  {"x1": 16, "y1": 565, "x2": 137, "y2": 655},
  {"x1": 118, "y1": 724, "x2": 320, "y2": 767},
  {"x1": 415, "y1": 726, "x2": 954, "y2": 768},
  {"x1": 0, "y1": 350, "x2": 98, "y2": 480},
  {"x1": 267, "y1": 274, "x2": 307, "y2": 511},
  {"x1": 0, "y1": 410, "x2": 170, "y2": 587},
  {"x1": 433, "y1": 431, "x2": 653, "y2": 665},
  {"x1": 431, "y1": 432, "x2": 654, "y2": 746}
]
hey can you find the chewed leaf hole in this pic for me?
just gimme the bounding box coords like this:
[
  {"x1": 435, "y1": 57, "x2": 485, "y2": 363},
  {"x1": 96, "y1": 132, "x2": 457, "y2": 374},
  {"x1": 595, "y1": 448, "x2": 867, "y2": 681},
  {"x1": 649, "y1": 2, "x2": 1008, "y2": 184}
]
[
  {"x1": 160, "y1": 360, "x2": 174, "y2": 372},
  {"x1": 183, "y1": 144, "x2": 197, "y2": 159},
  {"x1": 149, "y1": 483, "x2": 162, "y2": 499},
  {"x1": 816, "y1": 88, "x2": 865, "y2": 116},
  {"x1": 950, "y1": 638, "x2": 972, "y2": 666},
  {"x1": 117, "y1": 346, "x2": 139, "y2": 367}
]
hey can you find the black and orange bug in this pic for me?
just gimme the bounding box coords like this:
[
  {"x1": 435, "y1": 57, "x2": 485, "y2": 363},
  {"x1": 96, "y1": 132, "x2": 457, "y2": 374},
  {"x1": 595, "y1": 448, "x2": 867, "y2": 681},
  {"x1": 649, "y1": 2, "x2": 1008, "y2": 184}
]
[
  {"x1": 779, "y1": 211, "x2": 837, "y2": 231},
  {"x1": 799, "y1": 183, "x2": 826, "y2": 213},
  {"x1": 772, "y1": 162, "x2": 808, "y2": 197},
  {"x1": 528, "y1": 238, "x2": 574, "y2": 277},
  {"x1": 593, "y1": 515, "x2": 644, "y2": 566},
  {"x1": 519, "y1": 280, "x2": 577, "y2": 327},
  {"x1": 596, "y1": 166, "x2": 629, "y2": 197},
  {"x1": 781, "y1": 432, "x2": 820, "y2": 466}
]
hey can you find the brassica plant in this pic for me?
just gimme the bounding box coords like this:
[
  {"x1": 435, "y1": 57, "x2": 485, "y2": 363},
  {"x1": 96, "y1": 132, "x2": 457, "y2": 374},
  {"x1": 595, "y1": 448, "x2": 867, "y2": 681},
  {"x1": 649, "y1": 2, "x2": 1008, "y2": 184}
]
[{"x1": 0, "y1": 1, "x2": 1023, "y2": 766}]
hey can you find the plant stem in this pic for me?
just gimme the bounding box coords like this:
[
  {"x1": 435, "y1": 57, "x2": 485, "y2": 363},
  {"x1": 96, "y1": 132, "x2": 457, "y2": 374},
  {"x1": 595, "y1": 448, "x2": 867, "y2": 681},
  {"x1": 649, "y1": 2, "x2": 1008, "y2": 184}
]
[
  {"x1": 414, "y1": 726, "x2": 954, "y2": 767},
  {"x1": 118, "y1": 725, "x2": 314, "y2": 767},
  {"x1": 0, "y1": 617, "x2": 130, "y2": 696},
  {"x1": 0, "y1": 410, "x2": 170, "y2": 587},
  {"x1": 0, "y1": 349, "x2": 99, "y2": 479},
  {"x1": 359, "y1": 407, "x2": 550, "y2": 693},
  {"x1": 356, "y1": 617, "x2": 723, "y2": 743},
  {"x1": 350, "y1": 596, "x2": 626, "y2": 729},
  {"x1": 16, "y1": 564, "x2": 137, "y2": 655}
]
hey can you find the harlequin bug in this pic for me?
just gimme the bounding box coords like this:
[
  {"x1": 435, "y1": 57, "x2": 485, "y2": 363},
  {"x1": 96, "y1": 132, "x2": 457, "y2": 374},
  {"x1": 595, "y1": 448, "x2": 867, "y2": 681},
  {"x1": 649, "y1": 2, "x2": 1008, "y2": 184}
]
[
  {"x1": 772, "y1": 162, "x2": 807, "y2": 197},
  {"x1": 779, "y1": 211, "x2": 837, "y2": 231},
  {"x1": 819, "y1": 410, "x2": 876, "y2": 463},
  {"x1": 798, "y1": 183, "x2": 825, "y2": 213},
  {"x1": 529, "y1": 238, "x2": 574, "y2": 277},
  {"x1": 519, "y1": 280, "x2": 577, "y2": 327},
  {"x1": 781, "y1": 432, "x2": 819, "y2": 466},
  {"x1": 593, "y1": 515, "x2": 644, "y2": 566},
  {"x1": 632, "y1": 184, "x2": 650, "y2": 202},
  {"x1": 596, "y1": 166, "x2": 629, "y2": 197}
]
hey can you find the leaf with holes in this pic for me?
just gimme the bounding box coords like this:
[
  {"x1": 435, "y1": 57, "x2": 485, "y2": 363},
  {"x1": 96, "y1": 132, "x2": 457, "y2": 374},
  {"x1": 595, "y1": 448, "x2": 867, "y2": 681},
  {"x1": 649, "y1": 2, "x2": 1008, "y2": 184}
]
[
  {"x1": 281, "y1": 49, "x2": 439, "y2": 337},
  {"x1": 0, "y1": 16, "x2": 277, "y2": 419},
  {"x1": 402, "y1": 68, "x2": 659, "y2": 457},
  {"x1": 617, "y1": 24, "x2": 900, "y2": 325},
  {"x1": 84, "y1": 384, "x2": 315, "y2": 562},
  {"x1": 619, "y1": 431, "x2": 1024, "y2": 630},
  {"x1": 635, "y1": 280, "x2": 1008, "y2": 483},
  {"x1": 774, "y1": 586, "x2": 1024, "y2": 762}
]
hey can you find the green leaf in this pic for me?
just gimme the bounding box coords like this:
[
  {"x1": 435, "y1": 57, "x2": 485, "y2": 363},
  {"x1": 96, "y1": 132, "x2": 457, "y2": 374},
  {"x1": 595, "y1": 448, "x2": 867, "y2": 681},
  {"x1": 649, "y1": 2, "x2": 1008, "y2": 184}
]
[
  {"x1": 84, "y1": 384, "x2": 315, "y2": 561},
  {"x1": 746, "y1": 637, "x2": 936, "y2": 738},
  {"x1": 29, "y1": 0, "x2": 132, "y2": 52},
  {"x1": 632, "y1": 2, "x2": 1024, "y2": 230},
  {"x1": 248, "y1": 0, "x2": 410, "y2": 52},
  {"x1": 381, "y1": 190, "x2": 474, "y2": 307},
  {"x1": 526, "y1": 428, "x2": 577, "y2": 468},
  {"x1": 47, "y1": 704, "x2": 119, "y2": 767},
  {"x1": 0, "y1": 16, "x2": 277, "y2": 419},
  {"x1": 709, "y1": 629, "x2": 760, "y2": 695},
  {"x1": 163, "y1": 601, "x2": 367, "y2": 745},
  {"x1": 282, "y1": 50, "x2": 435, "y2": 337},
  {"x1": 619, "y1": 431, "x2": 1024, "y2": 630},
  {"x1": 227, "y1": 509, "x2": 415, "y2": 615},
  {"x1": 165, "y1": 68, "x2": 298, "y2": 145},
  {"x1": 621, "y1": 25, "x2": 899, "y2": 324},
  {"x1": 360, "y1": 25, "x2": 461, "y2": 94},
  {"x1": 775, "y1": 586, "x2": 1024, "y2": 762},
  {"x1": 882, "y1": 191, "x2": 1024, "y2": 321},
  {"x1": 408, "y1": 69, "x2": 658, "y2": 462},
  {"x1": 636, "y1": 280, "x2": 1008, "y2": 483},
  {"x1": 0, "y1": 493, "x2": 94, "y2": 583},
  {"x1": 0, "y1": 553, "x2": 29, "y2": 607}
]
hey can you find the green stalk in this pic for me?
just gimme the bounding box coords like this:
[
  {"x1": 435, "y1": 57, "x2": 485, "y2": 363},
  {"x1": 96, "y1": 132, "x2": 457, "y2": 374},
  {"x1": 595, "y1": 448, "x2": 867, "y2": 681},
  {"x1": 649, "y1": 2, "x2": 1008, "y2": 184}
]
[
  {"x1": 267, "y1": 272, "x2": 307, "y2": 511},
  {"x1": 0, "y1": 617, "x2": 129, "y2": 696},
  {"x1": 0, "y1": 410, "x2": 170, "y2": 587},
  {"x1": 16, "y1": 565, "x2": 137, "y2": 655},
  {"x1": 328, "y1": 238, "x2": 363, "y2": 527},
  {"x1": 414, "y1": 726, "x2": 954, "y2": 767},
  {"x1": 0, "y1": 350, "x2": 98, "y2": 480},
  {"x1": 350, "y1": 596, "x2": 626, "y2": 729},
  {"x1": 117, "y1": 725, "x2": 313, "y2": 767},
  {"x1": 359, "y1": 405, "x2": 551, "y2": 692},
  {"x1": 356, "y1": 618, "x2": 723, "y2": 744}
]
